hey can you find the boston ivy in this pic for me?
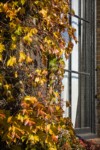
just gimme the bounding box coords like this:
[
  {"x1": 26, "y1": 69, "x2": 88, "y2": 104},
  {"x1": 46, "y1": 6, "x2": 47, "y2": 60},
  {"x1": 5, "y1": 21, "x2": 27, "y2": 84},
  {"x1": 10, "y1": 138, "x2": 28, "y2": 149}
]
[{"x1": 0, "y1": 0, "x2": 84, "y2": 150}]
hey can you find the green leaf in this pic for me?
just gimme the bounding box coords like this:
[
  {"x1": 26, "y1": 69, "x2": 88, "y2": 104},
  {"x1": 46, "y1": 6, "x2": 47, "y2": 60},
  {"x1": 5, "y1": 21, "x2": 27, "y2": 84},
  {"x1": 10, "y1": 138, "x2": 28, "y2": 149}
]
[
  {"x1": 21, "y1": 0, "x2": 26, "y2": 5},
  {"x1": 49, "y1": 58, "x2": 57, "y2": 67}
]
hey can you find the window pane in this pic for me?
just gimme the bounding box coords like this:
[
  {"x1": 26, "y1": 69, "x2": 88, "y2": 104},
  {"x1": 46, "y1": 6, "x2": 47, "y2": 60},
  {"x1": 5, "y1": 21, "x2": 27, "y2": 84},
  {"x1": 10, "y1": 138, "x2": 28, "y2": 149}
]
[
  {"x1": 61, "y1": 55, "x2": 70, "y2": 118},
  {"x1": 71, "y1": 73, "x2": 79, "y2": 127},
  {"x1": 71, "y1": 0, "x2": 79, "y2": 16},
  {"x1": 71, "y1": 14, "x2": 79, "y2": 127},
  {"x1": 71, "y1": 17, "x2": 79, "y2": 71}
]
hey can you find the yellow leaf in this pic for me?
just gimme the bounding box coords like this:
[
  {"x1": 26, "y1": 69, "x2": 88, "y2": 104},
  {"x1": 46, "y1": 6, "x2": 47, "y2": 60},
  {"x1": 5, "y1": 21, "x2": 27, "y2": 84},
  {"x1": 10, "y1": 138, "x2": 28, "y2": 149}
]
[
  {"x1": 29, "y1": 135, "x2": 39, "y2": 143},
  {"x1": 35, "y1": 69, "x2": 41, "y2": 75},
  {"x1": 49, "y1": 128, "x2": 54, "y2": 135},
  {"x1": 35, "y1": 77, "x2": 40, "y2": 83},
  {"x1": 56, "y1": 106, "x2": 60, "y2": 111},
  {"x1": 24, "y1": 96, "x2": 37, "y2": 103},
  {"x1": 0, "y1": 54, "x2": 2, "y2": 61},
  {"x1": 23, "y1": 35, "x2": 32, "y2": 44},
  {"x1": 49, "y1": 147, "x2": 57, "y2": 150},
  {"x1": 30, "y1": 28, "x2": 38, "y2": 34},
  {"x1": 3, "y1": 3, "x2": 8, "y2": 12},
  {"x1": 24, "y1": 96, "x2": 31, "y2": 101},
  {"x1": 11, "y1": 35, "x2": 17, "y2": 42},
  {"x1": 10, "y1": 43, "x2": 17, "y2": 50},
  {"x1": 21, "y1": 0, "x2": 26, "y2": 5},
  {"x1": 15, "y1": 71, "x2": 18, "y2": 78},
  {"x1": 44, "y1": 37, "x2": 52, "y2": 44},
  {"x1": 10, "y1": 22, "x2": 16, "y2": 29},
  {"x1": 15, "y1": 25, "x2": 22, "y2": 35},
  {"x1": 8, "y1": 10, "x2": 17, "y2": 21},
  {"x1": 26, "y1": 56, "x2": 33, "y2": 63},
  {"x1": 7, "y1": 56, "x2": 16, "y2": 67},
  {"x1": 12, "y1": 125, "x2": 15, "y2": 132},
  {"x1": 40, "y1": 79, "x2": 46, "y2": 85},
  {"x1": 45, "y1": 124, "x2": 51, "y2": 132},
  {"x1": 7, "y1": 116, "x2": 12, "y2": 123},
  {"x1": 40, "y1": 9, "x2": 48, "y2": 18},
  {"x1": 16, "y1": 127, "x2": 25, "y2": 134},
  {"x1": 17, "y1": 114, "x2": 24, "y2": 123},
  {"x1": 33, "y1": 135, "x2": 39, "y2": 142},
  {"x1": 19, "y1": 51, "x2": 26, "y2": 63},
  {"x1": 0, "y1": 43, "x2": 5, "y2": 53},
  {"x1": 4, "y1": 84, "x2": 10, "y2": 90}
]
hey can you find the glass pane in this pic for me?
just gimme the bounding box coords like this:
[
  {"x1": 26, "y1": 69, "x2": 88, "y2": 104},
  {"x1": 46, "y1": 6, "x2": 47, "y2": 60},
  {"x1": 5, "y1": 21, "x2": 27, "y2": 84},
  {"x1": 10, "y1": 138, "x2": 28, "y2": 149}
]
[
  {"x1": 71, "y1": 0, "x2": 79, "y2": 16},
  {"x1": 71, "y1": 14, "x2": 79, "y2": 127},
  {"x1": 61, "y1": 30, "x2": 70, "y2": 117},
  {"x1": 75, "y1": 75, "x2": 90, "y2": 128},
  {"x1": 61, "y1": 56, "x2": 70, "y2": 118},
  {"x1": 71, "y1": 73, "x2": 79, "y2": 127},
  {"x1": 71, "y1": 17, "x2": 79, "y2": 72}
]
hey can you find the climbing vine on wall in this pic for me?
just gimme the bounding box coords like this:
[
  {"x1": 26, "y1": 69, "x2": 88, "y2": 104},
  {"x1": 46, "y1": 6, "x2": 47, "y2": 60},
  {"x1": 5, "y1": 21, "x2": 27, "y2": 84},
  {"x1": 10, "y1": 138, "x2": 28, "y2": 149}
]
[{"x1": 0, "y1": 0, "x2": 84, "y2": 150}]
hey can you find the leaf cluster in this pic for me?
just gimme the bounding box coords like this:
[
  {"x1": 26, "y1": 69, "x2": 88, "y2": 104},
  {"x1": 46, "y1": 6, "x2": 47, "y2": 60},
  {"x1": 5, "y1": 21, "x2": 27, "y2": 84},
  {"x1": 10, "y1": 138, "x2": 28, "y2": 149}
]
[{"x1": 0, "y1": 0, "x2": 83, "y2": 150}]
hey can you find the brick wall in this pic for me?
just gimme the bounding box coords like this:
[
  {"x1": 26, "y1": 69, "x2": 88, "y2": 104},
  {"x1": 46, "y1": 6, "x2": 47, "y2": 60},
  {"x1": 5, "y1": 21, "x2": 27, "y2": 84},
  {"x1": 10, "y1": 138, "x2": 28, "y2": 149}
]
[{"x1": 96, "y1": 0, "x2": 100, "y2": 136}]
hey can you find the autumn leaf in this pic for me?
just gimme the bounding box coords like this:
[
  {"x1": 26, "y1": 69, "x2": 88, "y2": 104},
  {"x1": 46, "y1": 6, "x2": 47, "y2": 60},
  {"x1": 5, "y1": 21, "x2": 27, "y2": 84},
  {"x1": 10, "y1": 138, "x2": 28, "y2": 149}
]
[
  {"x1": 7, "y1": 56, "x2": 16, "y2": 67},
  {"x1": 24, "y1": 96, "x2": 37, "y2": 103},
  {"x1": 26, "y1": 56, "x2": 33, "y2": 63},
  {"x1": 19, "y1": 51, "x2": 26, "y2": 63},
  {"x1": 0, "y1": 113, "x2": 5, "y2": 119},
  {"x1": 21, "y1": 0, "x2": 26, "y2": 5},
  {"x1": 15, "y1": 25, "x2": 22, "y2": 35},
  {"x1": 39, "y1": 9, "x2": 48, "y2": 18},
  {"x1": 28, "y1": 135, "x2": 39, "y2": 143},
  {"x1": 30, "y1": 28, "x2": 38, "y2": 34},
  {"x1": 7, "y1": 116, "x2": 12, "y2": 123},
  {"x1": 11, "y1": 35, "x2": 17, "y2": 42},
  {"x1": 52, "y1": 134, "x2": 58, "y2": 143},
  {"x1": 35, "y1": 77, "x2": 40, "y2": 83},
  {"x1": 45, "y1": 124, "x2": 51, "y2": 132},
  {"x1": 10, "y1": 43, "x2": 17, "y2": 50},
  {"x1": 0, "y1": 43, "x2": 5, "y2": 53},
  {"x1": 14, "y1": 71, "x2": 18, "y2": 78},
  {"x1": 0, "y1": 0, "x2": 79, "y2": 149},
  {"x1": 0, "y1": 54, "x2": 2, "y2": 61}
]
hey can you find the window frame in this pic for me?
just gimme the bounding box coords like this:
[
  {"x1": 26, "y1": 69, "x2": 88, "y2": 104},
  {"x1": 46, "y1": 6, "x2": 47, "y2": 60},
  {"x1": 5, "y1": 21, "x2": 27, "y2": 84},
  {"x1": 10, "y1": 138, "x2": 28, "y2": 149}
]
[{"x1": 64, "y1": 0, "x2": 96, "y2": 135}]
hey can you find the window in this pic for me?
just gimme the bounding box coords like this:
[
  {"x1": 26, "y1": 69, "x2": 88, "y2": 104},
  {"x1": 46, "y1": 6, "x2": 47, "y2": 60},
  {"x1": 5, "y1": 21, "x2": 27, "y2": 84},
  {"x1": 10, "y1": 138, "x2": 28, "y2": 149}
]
[{"x1": 62, "y1": 0, "x2": 95, "y2": 134}]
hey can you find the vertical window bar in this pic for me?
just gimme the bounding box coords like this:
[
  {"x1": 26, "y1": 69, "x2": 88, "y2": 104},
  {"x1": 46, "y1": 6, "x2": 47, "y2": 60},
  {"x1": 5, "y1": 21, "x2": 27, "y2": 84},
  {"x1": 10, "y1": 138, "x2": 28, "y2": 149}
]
[
  {"x1": 68, "y1": 0, "x2": 72, "y2": 118},
  {"x1": 85, "y1": 0, "x2": 91, "y2": 128},
  {"x1": 91, "y1": 0, "x2": 96, "y2": 133},
  {"x1": 78, "y1": 0, "x2": 82, "y2": 128}
]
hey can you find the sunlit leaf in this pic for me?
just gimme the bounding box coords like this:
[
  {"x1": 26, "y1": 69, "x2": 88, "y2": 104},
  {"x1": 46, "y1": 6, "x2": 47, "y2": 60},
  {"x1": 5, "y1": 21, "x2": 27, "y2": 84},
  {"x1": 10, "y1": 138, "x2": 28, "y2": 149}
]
[
  {"x1": 19, "y1": 51, "x2": 26, "y2": 63},
  {"x1": 7, "y1": 116, "x2": 12, "y2": 123},
  {"x1": 30, "y1": 28, "x2": 38, "y2": 35},
  {"x1": 0, "y1": 54, "x2": 2, "y2": 61},
  {"x1": 35, "y1": 77, "x2": 40, "y2": 83},
  {"x1": 29, "y1": 135, "x2": 39, "y2": 143},
  {"x1": 7, "y1": 56, "x2": 16, "y2": 67},
  {"x1": 40, "y1": 9, "x2": 48, "y2": 18},
  {"x1": 26, "y1": 56, "x2": 33, "y2": 63},
  {"x1": 15, "y1": 71, "x2": 18, "y2": 78}
]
